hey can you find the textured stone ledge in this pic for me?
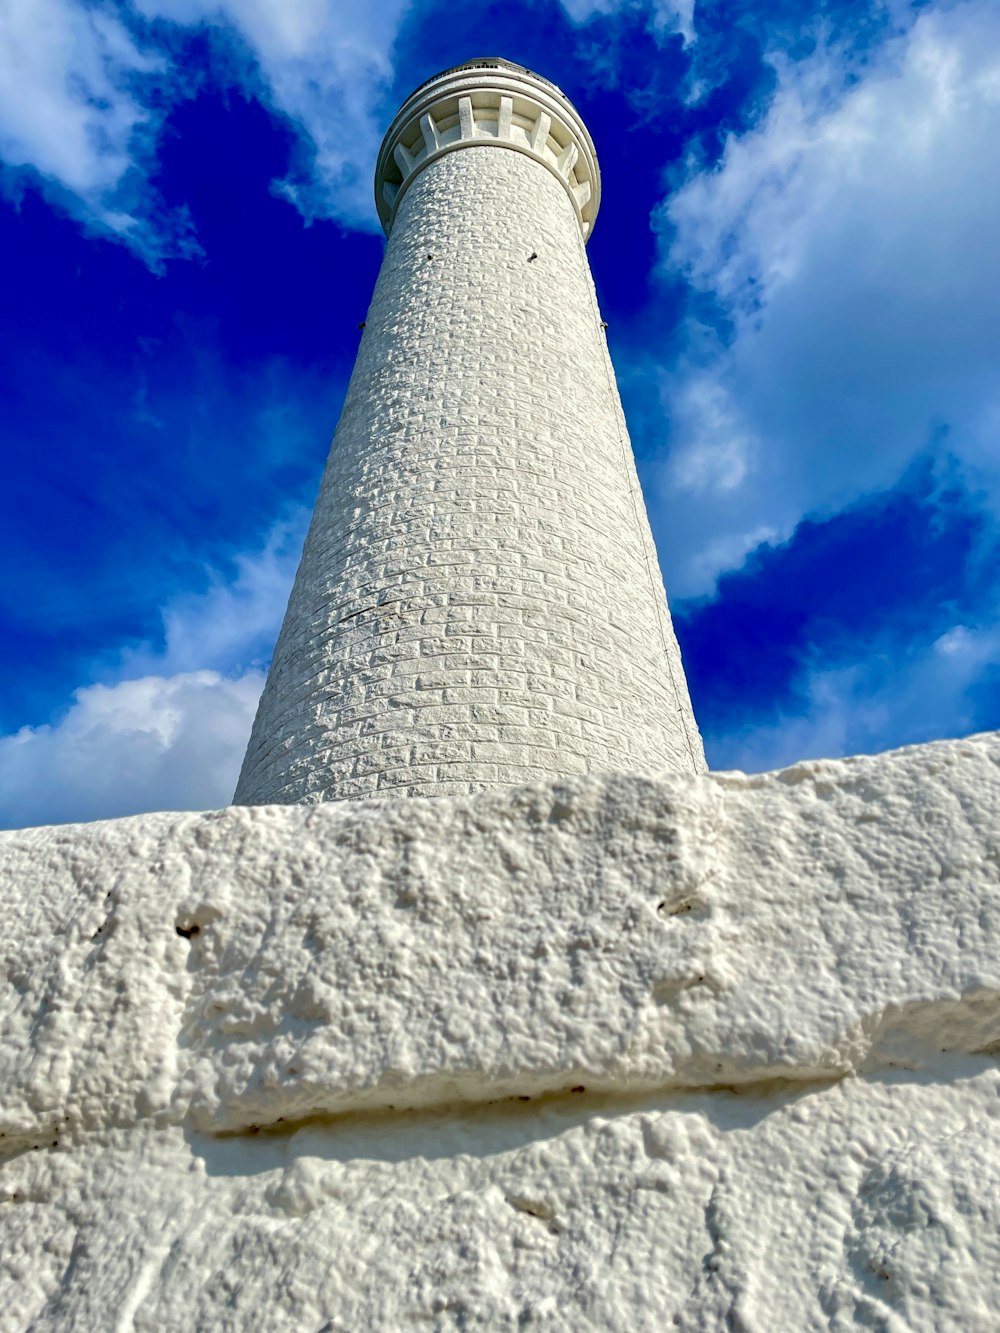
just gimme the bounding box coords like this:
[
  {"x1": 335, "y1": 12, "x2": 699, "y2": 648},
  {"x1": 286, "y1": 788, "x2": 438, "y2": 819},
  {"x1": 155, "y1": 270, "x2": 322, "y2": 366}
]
[{"x1": 2, "y1": 733, "x2": 998, "y2": 1151}]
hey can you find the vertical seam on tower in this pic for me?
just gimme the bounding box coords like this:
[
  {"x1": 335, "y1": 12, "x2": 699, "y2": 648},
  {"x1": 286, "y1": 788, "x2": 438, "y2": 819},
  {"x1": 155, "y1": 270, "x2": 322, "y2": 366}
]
[{"x1": 573, "y1": 226, "x2": 701, "y2": 772}]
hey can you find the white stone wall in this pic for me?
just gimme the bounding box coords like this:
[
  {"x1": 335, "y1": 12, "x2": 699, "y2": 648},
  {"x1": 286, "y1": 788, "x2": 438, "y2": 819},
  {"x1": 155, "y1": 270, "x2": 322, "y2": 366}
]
[
  {"x1": 236, "y1": 145, "x2": 704, "y2": 805},
  {"x1": 3, "y1": 733, "x2": 1000, "y2": 1328}
]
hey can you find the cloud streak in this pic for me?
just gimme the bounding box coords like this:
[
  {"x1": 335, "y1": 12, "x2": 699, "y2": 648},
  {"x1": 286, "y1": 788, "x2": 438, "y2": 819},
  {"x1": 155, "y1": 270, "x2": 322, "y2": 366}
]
[
  {"x1": 122, "y1": 512, "x2": 307, "y2": 678},
  {"x1": 0, "y1": 0, "x2": 163, "y2": 242},
  {"x1": 709, "y1": 618, "x2": 1000, "y2": 773}
]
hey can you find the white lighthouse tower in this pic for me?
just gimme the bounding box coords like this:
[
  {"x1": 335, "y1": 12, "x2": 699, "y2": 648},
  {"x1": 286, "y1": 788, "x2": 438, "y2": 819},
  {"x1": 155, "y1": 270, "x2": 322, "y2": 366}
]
[{"x1": 235, "y1": 58, "x2": 705, "y2": 806}]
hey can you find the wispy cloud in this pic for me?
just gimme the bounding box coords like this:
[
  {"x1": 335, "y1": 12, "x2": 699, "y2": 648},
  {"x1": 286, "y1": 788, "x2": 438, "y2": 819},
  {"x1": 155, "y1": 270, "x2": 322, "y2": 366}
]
[
  {"x1": 710, "y1": 618, "x2": 1000, "y2": 773},
  {"x1": 0, "y1": 0, "x2": 168, "y2": 247},
  {"x1": 558, "y1": 0, "x2": 695, "y2": 44},
  {"x1": 133, "y1": 0, "x2": 412, "y2": 226},
  {"x1": 121, "y1": 511, "x2": 307, "y2": 678},
  {"x1": 0, "y1": 0, "x2": 413, "y2": 252},
  {"x1": 653, "y1": 0, "x2": 1000, "y2": 595}
]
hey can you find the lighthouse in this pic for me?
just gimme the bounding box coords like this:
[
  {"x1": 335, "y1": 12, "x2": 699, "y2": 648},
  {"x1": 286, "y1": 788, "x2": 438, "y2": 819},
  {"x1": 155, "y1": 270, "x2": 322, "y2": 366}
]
[{"x1": 234, "y1": 58, "x2": 705, "y2": 806}]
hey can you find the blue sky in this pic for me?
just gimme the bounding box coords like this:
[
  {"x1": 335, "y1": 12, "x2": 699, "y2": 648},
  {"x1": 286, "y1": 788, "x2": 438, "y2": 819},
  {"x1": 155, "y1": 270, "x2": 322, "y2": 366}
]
[{"x1": 1, "y1": 0, "x2": 998, "y2": 827}]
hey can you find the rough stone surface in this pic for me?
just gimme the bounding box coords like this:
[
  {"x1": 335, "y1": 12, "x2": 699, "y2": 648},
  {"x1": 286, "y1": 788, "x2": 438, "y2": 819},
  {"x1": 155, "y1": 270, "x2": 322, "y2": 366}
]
[
  {"x1": 236, "y1": 143, "x2": 704, "y2": 806},
  {"x1": 2, "y1": 733, "x2": 999, "y2": 1328}
]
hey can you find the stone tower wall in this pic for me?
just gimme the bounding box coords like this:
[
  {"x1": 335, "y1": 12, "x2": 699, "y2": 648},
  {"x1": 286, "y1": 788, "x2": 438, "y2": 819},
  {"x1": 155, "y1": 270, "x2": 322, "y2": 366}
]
[{"x1": 235, "y1": 142, "x2": 704, "y2": 804}]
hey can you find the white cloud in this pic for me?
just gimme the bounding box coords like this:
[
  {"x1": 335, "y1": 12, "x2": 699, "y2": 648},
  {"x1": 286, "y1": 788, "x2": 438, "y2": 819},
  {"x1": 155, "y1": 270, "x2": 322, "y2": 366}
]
[
  {"x1": 0, "y1": 0, "x2": 413, "y2": 246},
  {"x1": 0, "y1": 519, "x2": 304, "y2": 829},
  {"x1": 655, "y1": 0, "x2": 1000, "y2": 595},
  {"x1": 709, "y1": 619, "x2": 1000, "y2": 773},
  {"x1": 0, "y1": 0, "x2": 162, "y2": 238},
  {"x1": 132, "y1": 0, "x2": 412, "y2": 226},
  {"x1": 0, "y1": 670, "x2": 264, "y2": 828}
]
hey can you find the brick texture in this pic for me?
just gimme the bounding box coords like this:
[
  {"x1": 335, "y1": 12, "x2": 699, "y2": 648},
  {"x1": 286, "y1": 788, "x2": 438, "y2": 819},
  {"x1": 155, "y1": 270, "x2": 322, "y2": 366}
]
[{"x1": 235, "y1": 145, "x2": 705, "y2": 805}]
